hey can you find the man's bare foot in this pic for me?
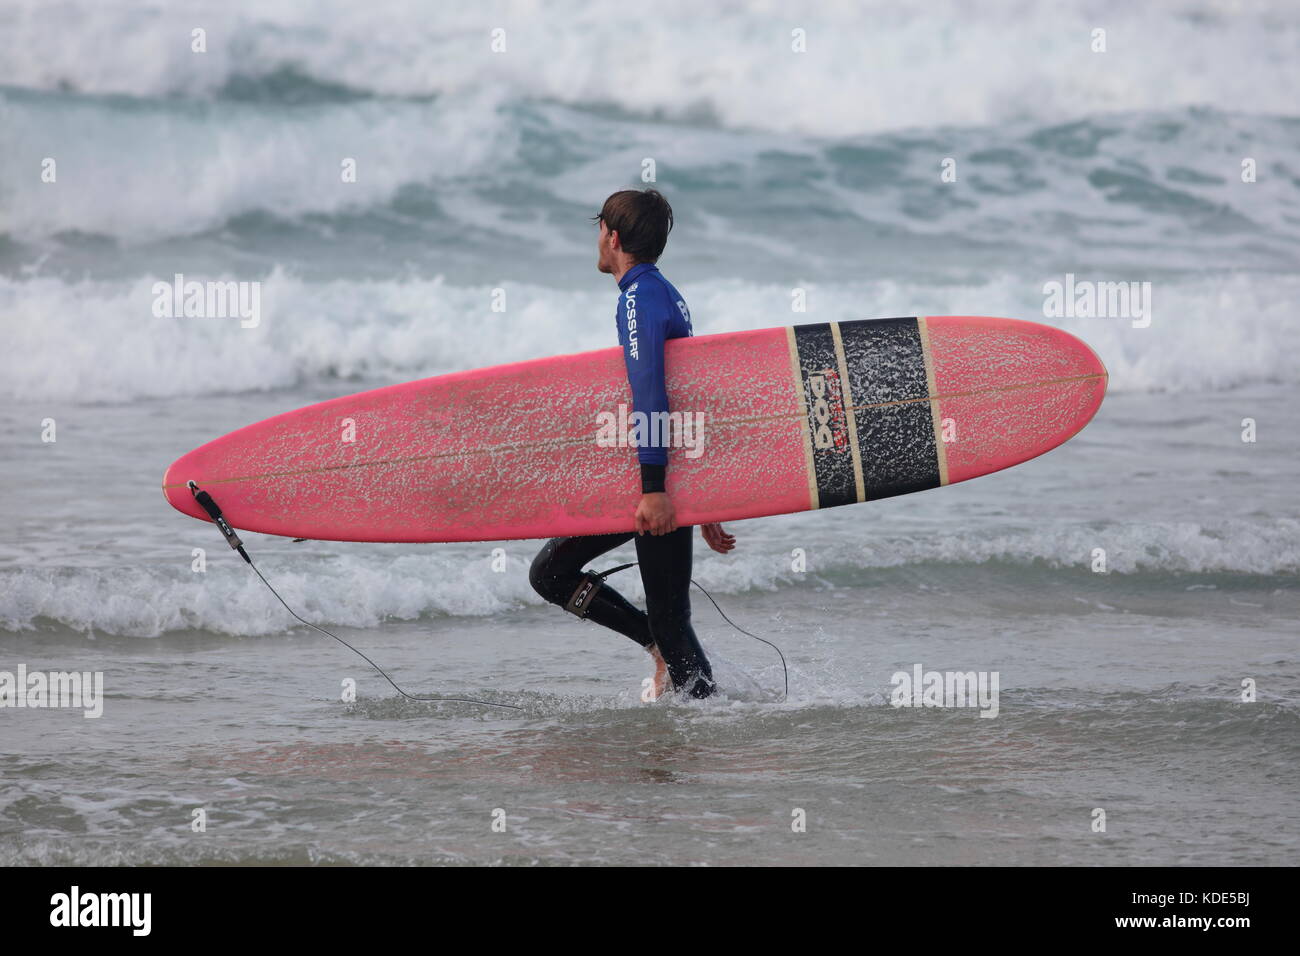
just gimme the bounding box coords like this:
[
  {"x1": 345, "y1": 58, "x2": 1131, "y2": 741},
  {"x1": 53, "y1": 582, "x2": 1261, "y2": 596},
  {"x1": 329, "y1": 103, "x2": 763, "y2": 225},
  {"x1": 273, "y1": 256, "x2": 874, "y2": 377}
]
[{"x1": 647, "y1": 644, "x2": 670, "y2": 700}]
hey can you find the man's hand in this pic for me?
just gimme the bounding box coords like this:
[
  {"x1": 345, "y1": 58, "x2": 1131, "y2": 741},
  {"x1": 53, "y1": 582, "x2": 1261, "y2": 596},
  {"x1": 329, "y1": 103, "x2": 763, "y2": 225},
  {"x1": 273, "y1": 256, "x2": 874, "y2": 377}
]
[
  {"x1": 701, "y1": 523, "x2": 735, "y2": 554},
  {"x1": 634, "y1": 492, "x2": 677, "y2": 535}
]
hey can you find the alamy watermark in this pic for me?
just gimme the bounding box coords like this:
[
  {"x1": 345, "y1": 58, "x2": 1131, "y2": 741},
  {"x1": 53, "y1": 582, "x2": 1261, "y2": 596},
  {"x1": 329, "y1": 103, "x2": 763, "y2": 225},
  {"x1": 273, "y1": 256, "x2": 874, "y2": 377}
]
[
  {"x1": 0, "y1": 664, "x2": 104, "y2": 718},
  {"x1": 890, "y1": 663, "x2": 999, "y2": 718},
  {"x1": 1043, "y1": 273, "x2": 1151, "y2": 328},
  {"x1": 49, "y1": 886, "x2": 150, "y2": 936},
  {"x1": 596, "y1": 404, "x2": 706, "y2": 459},
  {"x1": 152, "y1": 273, "x2": 260, "y2": 328}
]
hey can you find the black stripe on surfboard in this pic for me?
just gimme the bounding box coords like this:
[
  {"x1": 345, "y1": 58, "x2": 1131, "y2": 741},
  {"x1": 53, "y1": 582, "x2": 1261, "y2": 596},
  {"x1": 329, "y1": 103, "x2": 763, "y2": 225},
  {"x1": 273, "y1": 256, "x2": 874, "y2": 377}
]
[
  {"x1": 791, "y1": 323, "x2": 858, "y2": 508},
  {"x1": 791, "y1": 317, "x2": 940, "y2": 508},
  {"x1": 839, "y1": 317, "x2": 941, "y2": 500}
]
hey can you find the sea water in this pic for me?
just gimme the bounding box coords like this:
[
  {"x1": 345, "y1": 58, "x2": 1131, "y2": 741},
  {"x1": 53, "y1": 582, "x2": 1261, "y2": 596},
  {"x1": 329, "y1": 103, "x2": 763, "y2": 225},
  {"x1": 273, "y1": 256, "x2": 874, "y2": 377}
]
[{"x1": 1, "y1": 0, "x2": 1297, "y2": 865}]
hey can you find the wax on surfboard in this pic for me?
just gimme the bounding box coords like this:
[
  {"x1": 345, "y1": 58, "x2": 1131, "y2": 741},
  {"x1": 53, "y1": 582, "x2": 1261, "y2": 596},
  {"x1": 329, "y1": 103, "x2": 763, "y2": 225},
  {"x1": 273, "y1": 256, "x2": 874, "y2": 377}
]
[{"x1": 162, "y1": 316, "x2": 1107, "y2": 543}]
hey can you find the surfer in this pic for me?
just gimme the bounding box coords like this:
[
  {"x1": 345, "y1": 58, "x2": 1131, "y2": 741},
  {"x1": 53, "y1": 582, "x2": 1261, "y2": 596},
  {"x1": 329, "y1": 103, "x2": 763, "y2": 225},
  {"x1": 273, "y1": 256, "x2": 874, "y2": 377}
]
[{"x1": 530, "y1": 189, "x2": 734, "y2": 699}]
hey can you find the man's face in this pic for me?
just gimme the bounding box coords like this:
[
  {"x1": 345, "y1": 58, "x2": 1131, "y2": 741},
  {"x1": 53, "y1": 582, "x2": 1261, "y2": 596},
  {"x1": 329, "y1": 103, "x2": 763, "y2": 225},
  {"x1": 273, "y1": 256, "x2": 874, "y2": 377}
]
[{"x1": 596, "y1": 219, "x2": 615, "y2": 274}]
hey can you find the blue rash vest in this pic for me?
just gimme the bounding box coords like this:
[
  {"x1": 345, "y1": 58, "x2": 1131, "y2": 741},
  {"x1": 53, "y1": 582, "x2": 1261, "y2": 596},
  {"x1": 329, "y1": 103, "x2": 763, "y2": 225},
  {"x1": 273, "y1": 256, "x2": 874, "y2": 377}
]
[{"x1": 614, "y1": 262, "x2": 693, "y2": 469}]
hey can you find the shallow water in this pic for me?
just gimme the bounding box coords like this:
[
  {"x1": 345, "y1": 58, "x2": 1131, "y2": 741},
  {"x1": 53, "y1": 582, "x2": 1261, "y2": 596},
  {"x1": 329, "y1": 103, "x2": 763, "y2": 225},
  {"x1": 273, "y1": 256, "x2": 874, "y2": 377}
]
[
  {"x1": 3, "y1": 0, "x2": 1298, "y2": 865},
  {"x1": 3, "y1": 383, "x2": 1297, "y2": 865}
]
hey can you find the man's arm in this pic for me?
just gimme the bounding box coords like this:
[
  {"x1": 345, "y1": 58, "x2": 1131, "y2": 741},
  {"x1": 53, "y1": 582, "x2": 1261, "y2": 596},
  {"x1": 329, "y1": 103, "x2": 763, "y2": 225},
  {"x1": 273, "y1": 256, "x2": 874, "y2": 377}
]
[{"x1": 622, "y1": 284, "x2": 676, "y2": 534}]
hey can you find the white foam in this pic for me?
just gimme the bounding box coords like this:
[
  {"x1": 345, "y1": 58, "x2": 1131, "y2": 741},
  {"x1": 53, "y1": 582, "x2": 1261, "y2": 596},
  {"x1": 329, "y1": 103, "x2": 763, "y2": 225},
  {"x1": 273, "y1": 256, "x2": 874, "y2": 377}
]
[
  {"x1": 0, "y1": 549, "x2": 540, "y2": 638},
  {"x1": 0, "y1": 89, "x2": 514, "y2": 241},
  {"x1": 4, "y1": 270, "x2": 1295, "y2": 403},
  {"x1": 2, "y1": 0, "x2": 1298, "y2": 136},
  {"x1": 2, "y1": 518, "x2": 1293, "y2": 637}
]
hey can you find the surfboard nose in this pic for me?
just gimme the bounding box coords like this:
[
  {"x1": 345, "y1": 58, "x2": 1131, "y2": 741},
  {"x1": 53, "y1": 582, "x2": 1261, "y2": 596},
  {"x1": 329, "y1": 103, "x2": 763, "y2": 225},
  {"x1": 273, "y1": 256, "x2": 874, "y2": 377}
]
[
  {"x1": 1056, "y1": 323, "x2": 1109, "y2": 428},
  {"x1": 161, "y1": 452, "x2": 209, "y2": 522},
  {"x1": 918, "y1": 316, "x2": 1109, "y2": 485},
  {"x1": 1075, "y1": 329, "x2": 1109, "y2": 391}
]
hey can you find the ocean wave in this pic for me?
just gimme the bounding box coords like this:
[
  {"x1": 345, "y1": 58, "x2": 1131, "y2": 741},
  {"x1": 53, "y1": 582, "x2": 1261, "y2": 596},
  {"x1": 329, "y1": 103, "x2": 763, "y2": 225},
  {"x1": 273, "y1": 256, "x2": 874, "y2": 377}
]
[
  {"x1": 0, "y1": 85, "x2": 516, "y2": 242},
  {"x1": 3, "y1": 270, "x2": 1296, "y2": 402},
  {"x1": 3, "y1": 0, "x2": 1298, "y2": 135},
  {"x1": 3, "y1": 89, "x2": 1298, "y2": 261},
  {"x1": 2, "y1": 519, "x2": 1293, "y2": 637}
]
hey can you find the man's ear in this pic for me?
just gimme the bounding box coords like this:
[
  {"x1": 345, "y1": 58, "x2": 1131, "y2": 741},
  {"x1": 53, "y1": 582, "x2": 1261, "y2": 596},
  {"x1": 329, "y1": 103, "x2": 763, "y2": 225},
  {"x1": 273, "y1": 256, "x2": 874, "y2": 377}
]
[{"x1": 607, "y1": 229, "x2": 620, "y2": 252}]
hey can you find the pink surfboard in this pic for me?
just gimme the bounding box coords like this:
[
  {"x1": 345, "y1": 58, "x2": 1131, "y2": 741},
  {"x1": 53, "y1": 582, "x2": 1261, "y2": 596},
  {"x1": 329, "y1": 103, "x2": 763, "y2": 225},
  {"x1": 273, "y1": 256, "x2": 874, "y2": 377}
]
[{"x1": 162, "y1": 316, "x2": 1107, "y2": 542}]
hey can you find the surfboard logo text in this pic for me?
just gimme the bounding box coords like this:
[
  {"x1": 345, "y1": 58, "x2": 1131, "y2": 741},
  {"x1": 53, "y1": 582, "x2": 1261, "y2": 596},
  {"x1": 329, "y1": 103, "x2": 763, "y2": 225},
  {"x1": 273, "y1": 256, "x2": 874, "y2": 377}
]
[
  {"x1": 595, "y1": 404, "x2": 706, "y2": 459},
  {"x1": 805, "y1": 369, "x2": 850, "y2": 452}
]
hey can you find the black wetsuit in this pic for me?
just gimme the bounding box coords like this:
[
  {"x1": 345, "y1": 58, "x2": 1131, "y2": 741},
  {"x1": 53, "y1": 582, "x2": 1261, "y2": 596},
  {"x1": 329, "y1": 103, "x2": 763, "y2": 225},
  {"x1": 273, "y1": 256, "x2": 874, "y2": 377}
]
[
  {"x1": 529, "y1": 262, "x2": 714, "y2": 698},
  {"x1": 529, "y1": 527, "x2": 714, "y2": 697}
]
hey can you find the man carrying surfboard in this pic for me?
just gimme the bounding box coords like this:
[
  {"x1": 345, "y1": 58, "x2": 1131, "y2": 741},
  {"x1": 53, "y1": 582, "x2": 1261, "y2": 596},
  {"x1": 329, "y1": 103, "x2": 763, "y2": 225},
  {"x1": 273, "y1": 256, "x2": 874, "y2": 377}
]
[{"x1": 530, "y1": 189, "x2": 733, "y2": 699}]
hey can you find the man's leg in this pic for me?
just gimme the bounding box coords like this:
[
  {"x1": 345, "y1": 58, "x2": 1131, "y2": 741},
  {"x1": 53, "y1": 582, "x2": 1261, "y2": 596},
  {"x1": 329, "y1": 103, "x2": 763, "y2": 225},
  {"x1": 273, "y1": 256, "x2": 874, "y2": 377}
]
[
  {"x1": 635, "y1": 526, "x2": 715, "y2": 698},
  {"x1": 529, "y1": 532, "x2": 651, "y2": 647}
]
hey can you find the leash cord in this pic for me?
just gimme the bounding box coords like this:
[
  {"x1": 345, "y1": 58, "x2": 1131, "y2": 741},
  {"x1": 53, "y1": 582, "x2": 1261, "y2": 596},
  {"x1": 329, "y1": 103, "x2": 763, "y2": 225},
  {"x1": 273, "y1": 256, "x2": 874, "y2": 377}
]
[
  {"x1": 246, "y1": 555, "x2": 523, "y2": 710},
  {"x1": 594, "y1": 562, "x2": 789, "y2": 700},
  {"x1": 187, "y1": 480, "x2": 521, "y2": 711}
]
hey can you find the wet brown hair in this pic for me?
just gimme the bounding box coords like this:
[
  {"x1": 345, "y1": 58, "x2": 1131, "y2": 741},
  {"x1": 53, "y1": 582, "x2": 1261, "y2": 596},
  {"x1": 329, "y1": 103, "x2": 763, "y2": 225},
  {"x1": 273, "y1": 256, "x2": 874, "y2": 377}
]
[{"x1": 593, "y1": 188, "x2": 674, "y2": 263}]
